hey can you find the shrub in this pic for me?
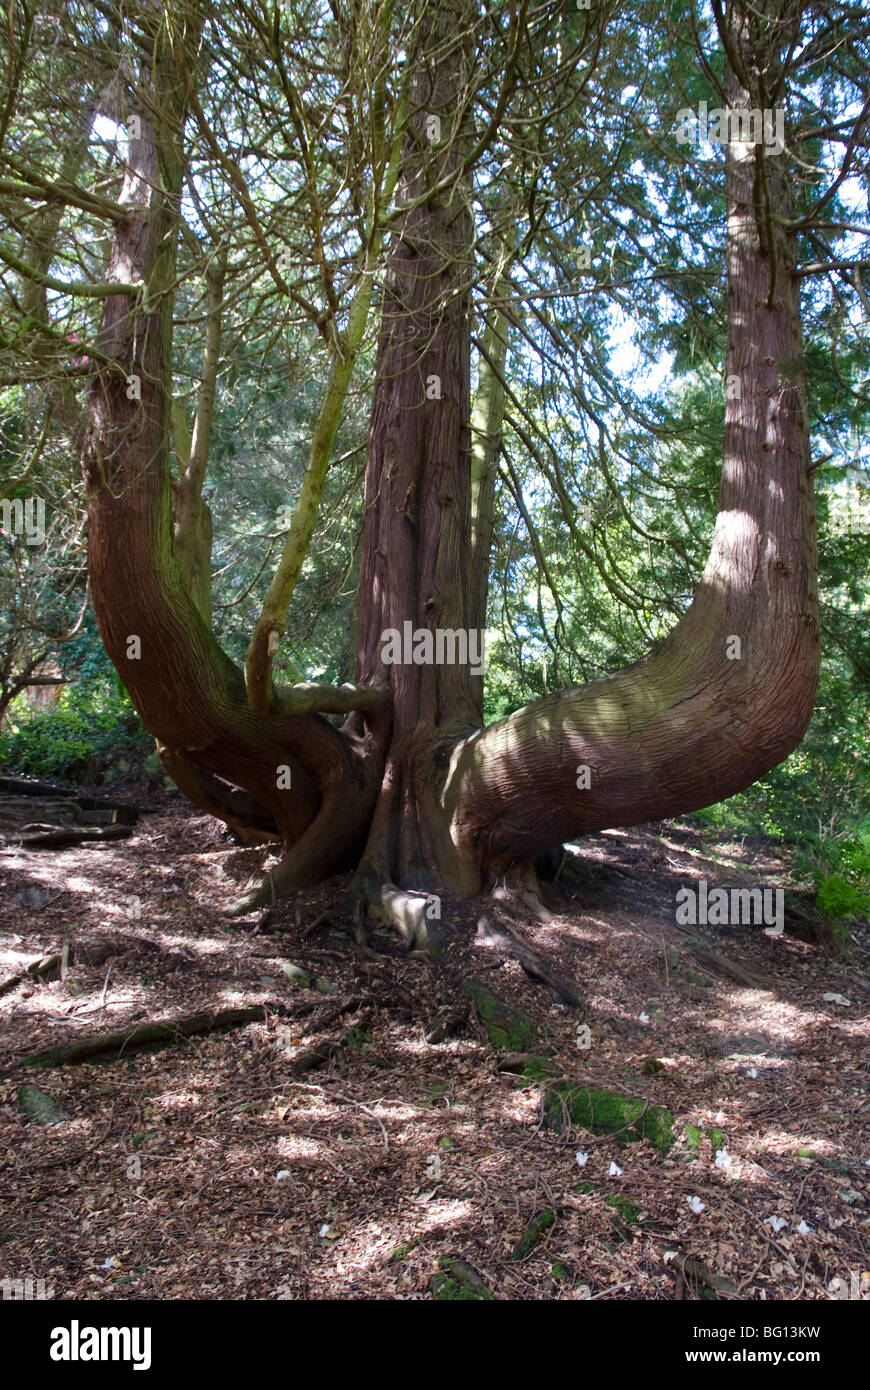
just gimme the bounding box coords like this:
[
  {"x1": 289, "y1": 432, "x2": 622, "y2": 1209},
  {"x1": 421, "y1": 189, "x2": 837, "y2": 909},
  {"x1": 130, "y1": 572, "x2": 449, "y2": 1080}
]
[{"x1": 0, "y1": 681, "x2": 151, "y2": 785}]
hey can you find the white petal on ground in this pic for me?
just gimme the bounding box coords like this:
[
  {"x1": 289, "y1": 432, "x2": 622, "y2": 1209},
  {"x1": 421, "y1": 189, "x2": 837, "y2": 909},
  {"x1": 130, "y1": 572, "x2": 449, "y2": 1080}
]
[{"x1": 763, "y1": 1215, "x2": 788, "y2": 1233}]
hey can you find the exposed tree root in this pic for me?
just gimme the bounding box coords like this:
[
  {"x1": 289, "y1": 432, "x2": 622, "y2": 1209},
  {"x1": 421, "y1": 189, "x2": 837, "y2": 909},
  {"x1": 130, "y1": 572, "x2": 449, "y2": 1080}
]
[
  {"x1": 17, "y1": 1003, "x2": 293, "y2": 1070},
  {"x1": 366, "y1": 882, "x2": 450, "y2": 955},
  {"x1": 288, "y1": 1007, "x2": 373, "y2": 1077},
  {"x1": 230, "y1": 813, "x2": 355, "y2": 914},
  {"x1": 19, "y1": 824, "x2": 134, "y2": 850},
  {"x1": 476, "y1": 912, "x2": 584, "y2": 1009}
]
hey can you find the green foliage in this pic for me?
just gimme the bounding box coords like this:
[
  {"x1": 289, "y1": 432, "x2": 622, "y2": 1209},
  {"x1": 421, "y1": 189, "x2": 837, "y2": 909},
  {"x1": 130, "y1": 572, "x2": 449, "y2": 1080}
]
[
  {"x1": 815, "y1": 871, "x2": 870, "y2": 921},
  {"x1": 694, "y1": 682, "x2": 870, "y2": 931},
  {"x1": 0, "y1": 680, "x2": 151, "y2": 784},
  {"x1": 808, "y1": 824, "x2": 870, "y2": 931}
]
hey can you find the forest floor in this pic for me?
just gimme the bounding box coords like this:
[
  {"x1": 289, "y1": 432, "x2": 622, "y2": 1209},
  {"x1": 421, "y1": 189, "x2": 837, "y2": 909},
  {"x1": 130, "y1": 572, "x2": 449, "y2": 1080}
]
[{"x1": 1, "y1": 793, "x2": 868, "y2": 1302}]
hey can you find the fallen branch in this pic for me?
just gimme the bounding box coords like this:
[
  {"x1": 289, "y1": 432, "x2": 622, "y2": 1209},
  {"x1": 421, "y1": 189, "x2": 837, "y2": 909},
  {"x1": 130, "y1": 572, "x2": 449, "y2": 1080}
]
[
  {"x1": 19, "y1": 1003, "x2": 292, "y2": 1070},
  {"x1": 0, "y1": 939, "x2": 120, "y2": 996},
  {"x1": 19, "y1": 824, "x2": 134, "y2": 849},
  {"x1": 0, "y1": 777, "x2": 141, "y2": 818},
  {"x1": 690, "y1": 946, "x2": 769, "y2": 990}
]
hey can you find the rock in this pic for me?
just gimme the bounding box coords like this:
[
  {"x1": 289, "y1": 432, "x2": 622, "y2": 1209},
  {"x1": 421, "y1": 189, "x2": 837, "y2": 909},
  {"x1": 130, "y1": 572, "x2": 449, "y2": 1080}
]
[
  {"x1": 462, "y1": 979, "x2": 538, "y2": 1050},
  {"x1": 543, "y1": 1083, "x2": 675, "y2": 1154},
  {"x1": 429, "y1": 1259, "x2": 494, "y2": 1301},
  {"x1": 18, "y1": 885, "x2": 52, "y2": 909},
  {"x1": 281, "y1": 963, "x2": 312, "y2": 988},
  {"x1": 313, "y1": 977, "x2": 340, "y2": 995},
  {"x1": 17, "y1": 1084, "x2": 69, "y2": 1126}
]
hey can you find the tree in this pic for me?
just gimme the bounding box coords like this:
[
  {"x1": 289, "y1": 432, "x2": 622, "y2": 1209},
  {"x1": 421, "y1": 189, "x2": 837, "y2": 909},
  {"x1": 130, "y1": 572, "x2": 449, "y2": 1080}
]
[{"x1": 4, "y1": 0, "x2": 867, "y2": 949}]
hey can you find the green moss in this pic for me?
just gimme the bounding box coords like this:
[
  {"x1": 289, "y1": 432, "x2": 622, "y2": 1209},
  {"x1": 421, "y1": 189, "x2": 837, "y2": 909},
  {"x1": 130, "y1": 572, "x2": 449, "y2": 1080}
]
[
  {"x1": 390, "y1": 1238, "x2": 419, "y2": 1263},
  {"x1": 551, "y1": 1261, "x2": 568, "y2": 1283},
  {"x1": 462, "y1": 979, "x2": 538, "y2": 1050},
  {"x1": 521, "y1": 1055, "x2": 561, "y2": 1080},
  {"x1": 684, "y1": 1123, "x2": 703, "y2": 1152},
  {"x1": 606, "y1": 1195, "x2": 642, "y2": 1228},
  {"x1": 708, "y1": 1128, "x2": 725, "y2": 1151},
  {"x1": 640, "y1": 1056, "x2": 665, "y2": 1075},
  {"x1": 574, "y1": 1180, "x2": 596, "y2": 1195},
  {"x1": 430, "y1": 1259, "x2": 494, "y2": 1301},
  {"x1": 510, "y1": 1210, "x2": 555, "y2": 1261},
  {"x1": 543, "y1": 1084, "x2": 674, "y2": 1154},
  {"x1": 682, "y1": 968, "x2": 713, "y2": 987},
  {"x1": 16, "y1": 1084, "x2": 68, "y2": 1125}
]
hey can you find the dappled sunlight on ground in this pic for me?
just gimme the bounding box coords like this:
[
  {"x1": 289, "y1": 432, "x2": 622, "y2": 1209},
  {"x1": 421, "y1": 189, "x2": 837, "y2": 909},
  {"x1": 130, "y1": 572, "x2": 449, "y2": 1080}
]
[{"x1": 1, "y1": 807, "x2": 867, "y2": 1300}]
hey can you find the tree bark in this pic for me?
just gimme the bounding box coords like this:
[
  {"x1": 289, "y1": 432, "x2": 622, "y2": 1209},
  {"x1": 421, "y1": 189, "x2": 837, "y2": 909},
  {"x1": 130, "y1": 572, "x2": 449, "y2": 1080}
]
[
  {"x1": 350, "y1": 1, "x2": 484, "y2": 917},
  {"x1": 81, "y1": 5, "x2": 380, "y2": 912},
  {"x1": 81, "y1": 1, "x2": 821, "y2": 938},
  {"x1": 440, "y1": 40, "x2": 819, "y2": 877}
]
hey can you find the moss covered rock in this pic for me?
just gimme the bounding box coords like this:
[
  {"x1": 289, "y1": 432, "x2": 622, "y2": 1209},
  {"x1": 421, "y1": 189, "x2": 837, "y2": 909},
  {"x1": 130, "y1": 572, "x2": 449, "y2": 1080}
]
[
  {"x1": 429, "y1": 1259, "x2": 494, "y2": 1300},
  {"x1": 463, "y1": 979, "x2": 538, "y2": 1050},
  {"x1": 685, "y1": 1122, "x2": 703, "y2": 1151},
  {"x1": 497, "y1": 1051, "x2": 560, "y2": 1080},
  {"x1": 510, "y1": 1210, "x2": 555, "y2": 1261},
  {"x1": 543, "y1": 1083, "x2": 674, "y2": 1154},
  {"x1": 17, "y1": 1084, "x2": 68, "y2": 1126}
]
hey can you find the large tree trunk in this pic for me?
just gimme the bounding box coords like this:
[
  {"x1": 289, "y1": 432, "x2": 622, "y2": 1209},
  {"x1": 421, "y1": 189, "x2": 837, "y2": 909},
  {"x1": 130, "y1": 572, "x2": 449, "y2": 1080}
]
[
  {"x1": 352, "y1": 13, "x2": 818, "y2": 913},
  {"x1": 81, "y1": 6, "x2": 381, "y2": 905},
  {"x1": 438, "y1": 48, "x2": 819, "y2": 876},
  {"x1": 350, "y1": 1, "x2": 485, "y2": 924},
  {"x1": 83, "y1": 1, "x2": 819, "y2": 939}
]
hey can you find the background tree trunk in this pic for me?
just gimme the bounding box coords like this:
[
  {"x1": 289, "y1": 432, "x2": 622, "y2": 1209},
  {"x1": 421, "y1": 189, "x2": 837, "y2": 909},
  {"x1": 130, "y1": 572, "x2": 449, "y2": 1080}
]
[{"x1": 352, "y1": 1, "x2": 484, "y2": 909}]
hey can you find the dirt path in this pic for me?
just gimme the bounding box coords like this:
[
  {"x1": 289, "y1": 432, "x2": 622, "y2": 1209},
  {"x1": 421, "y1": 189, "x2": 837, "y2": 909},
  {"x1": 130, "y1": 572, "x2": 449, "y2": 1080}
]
[{"x1": 1, "y1": 804, "x2": 867, "y2": 1300}]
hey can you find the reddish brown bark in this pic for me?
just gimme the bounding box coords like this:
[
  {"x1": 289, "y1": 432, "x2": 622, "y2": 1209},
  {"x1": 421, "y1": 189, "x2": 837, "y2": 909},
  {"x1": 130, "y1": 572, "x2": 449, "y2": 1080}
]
[
  {"x1": 81, "y1": 9, "x2": 378, "y2": 911},
  {"x1": 349, "y1": 5, "x2": 483, "y2": 906},
  {"x1": 82, "y1": 5, "x2": 820, "y2": 933},
  {"x1": 441, "y1": 61, "x2": 819, "y2": 877}
]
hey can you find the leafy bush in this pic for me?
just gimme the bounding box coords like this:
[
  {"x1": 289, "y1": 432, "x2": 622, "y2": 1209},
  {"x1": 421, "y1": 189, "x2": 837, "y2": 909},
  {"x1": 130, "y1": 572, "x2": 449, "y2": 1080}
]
[
  {"x1": 809, "y1": 823, "x2": 870, "y2": 923},
  {"x1": 0, "y1": 681, "x2": 152, "y2": 785},
  {"x1": 814, "y1": 871, "x2": 870, "y2": 921}
]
